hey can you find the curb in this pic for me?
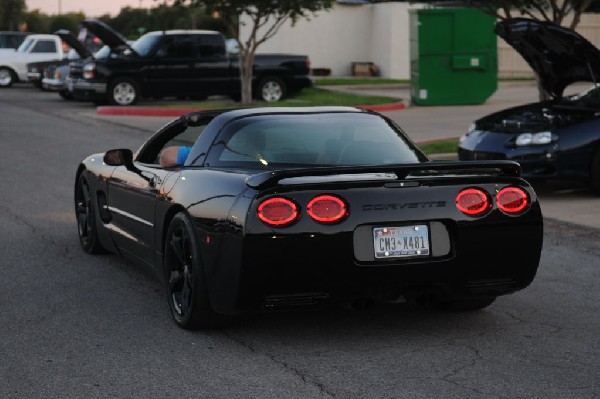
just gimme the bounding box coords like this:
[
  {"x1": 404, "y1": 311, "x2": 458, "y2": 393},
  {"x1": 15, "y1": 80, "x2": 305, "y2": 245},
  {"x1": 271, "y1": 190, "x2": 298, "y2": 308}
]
[{"x1": 96, "y1": 101, "x2": 406, "y2": 117}]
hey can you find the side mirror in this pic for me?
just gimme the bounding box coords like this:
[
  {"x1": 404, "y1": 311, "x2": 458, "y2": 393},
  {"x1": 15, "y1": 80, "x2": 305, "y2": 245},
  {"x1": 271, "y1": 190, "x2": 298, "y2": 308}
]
[{"x1": 104, "y1": 149, "x2": 134, "y2": 167}]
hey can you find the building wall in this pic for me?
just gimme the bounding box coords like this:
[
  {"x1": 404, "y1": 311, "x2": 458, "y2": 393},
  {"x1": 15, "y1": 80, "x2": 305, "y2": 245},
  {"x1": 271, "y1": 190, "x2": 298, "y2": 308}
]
[
  {"x1": 239, "y1": 2, "x2": 420, "y2": 79},
  {"x1": 240, "y1": 5, "x2": 600, "y2": 80}
]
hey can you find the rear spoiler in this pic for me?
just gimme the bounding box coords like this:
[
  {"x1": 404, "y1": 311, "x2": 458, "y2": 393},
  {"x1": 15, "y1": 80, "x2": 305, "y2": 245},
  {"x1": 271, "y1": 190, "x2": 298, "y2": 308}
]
[{"x1": 245, "y1": 161, "x2": 521, "y2": 189}]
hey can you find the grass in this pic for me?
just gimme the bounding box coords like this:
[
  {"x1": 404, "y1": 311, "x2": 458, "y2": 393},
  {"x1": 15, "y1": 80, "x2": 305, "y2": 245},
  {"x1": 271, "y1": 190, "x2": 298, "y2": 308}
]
[
  {"x1": 149, "y1": 87, "x2": 400, "y2": 108},
  {"x1": 417, "y1": 138, "x2": 459, "y2": 155}
]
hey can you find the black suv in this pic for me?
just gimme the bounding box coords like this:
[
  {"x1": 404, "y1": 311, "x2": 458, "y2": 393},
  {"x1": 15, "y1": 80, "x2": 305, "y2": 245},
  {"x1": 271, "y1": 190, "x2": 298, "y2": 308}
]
[{"x1": 67, "y1": 19, "x2": 311, "y2": 105}]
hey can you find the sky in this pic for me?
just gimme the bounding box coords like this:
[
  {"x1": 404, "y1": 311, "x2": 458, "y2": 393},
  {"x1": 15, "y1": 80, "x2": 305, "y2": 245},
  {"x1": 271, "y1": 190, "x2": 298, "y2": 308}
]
[{"x1": 25, "y1": 0, "x2": 157, "y2": 17}]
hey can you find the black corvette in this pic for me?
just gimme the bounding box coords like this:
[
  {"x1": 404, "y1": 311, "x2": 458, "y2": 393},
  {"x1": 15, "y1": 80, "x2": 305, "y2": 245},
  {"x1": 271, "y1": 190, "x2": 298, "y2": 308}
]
[
  {"x1": 76, "y1": 107, "x2": 543, "y2": 329},
  {"x1": 459, "y1": 18, "x2": 600, "y2": 193}
]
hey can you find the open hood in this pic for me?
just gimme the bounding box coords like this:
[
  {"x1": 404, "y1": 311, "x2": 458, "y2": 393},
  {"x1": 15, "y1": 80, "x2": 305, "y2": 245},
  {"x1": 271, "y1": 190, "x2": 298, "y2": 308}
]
[
  {"x1": 54, "y1": 29, "x2": 93, "y2": 59},
  {"x1": 496, "y1": 18, "x2": 600, "y2": 99},
  {"x1": 80, "y1": 18, "x2": 137, "y2": 56}
]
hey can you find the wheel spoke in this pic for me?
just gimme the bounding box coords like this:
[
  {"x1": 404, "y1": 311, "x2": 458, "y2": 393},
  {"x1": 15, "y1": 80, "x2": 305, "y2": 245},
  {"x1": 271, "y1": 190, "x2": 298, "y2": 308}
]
[
  {"x1": 168, "y1": 270, "x2": 183, "y2": 290},
  {"x1": 169, "y1": 234, "x2": 185, "y2": 265},
  {"x1": 78, "y1": 213, "x2": 89, "y2": 237},
  {"x1": 181, "y1": 272, "x2": 193, "y2": 315}
]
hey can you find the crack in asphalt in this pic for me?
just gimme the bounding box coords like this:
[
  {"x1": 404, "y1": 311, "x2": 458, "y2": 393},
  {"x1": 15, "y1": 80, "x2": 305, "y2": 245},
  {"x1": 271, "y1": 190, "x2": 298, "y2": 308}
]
[
  {"x1": 220, "y1": 330, "x2": 336, "y2": 398},
  {"x1": 492, "y1": 307, "x2": 563, "y2": 338},
  {"x1": 431, "y1": 340, "x2": 494, "y2": 398}
]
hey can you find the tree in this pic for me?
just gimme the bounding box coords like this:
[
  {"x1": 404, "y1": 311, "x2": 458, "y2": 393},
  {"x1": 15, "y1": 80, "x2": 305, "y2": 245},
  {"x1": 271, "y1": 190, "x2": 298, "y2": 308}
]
[
  {"x1": 0, "y1": 0, "x2": 26, "y2": 31},
  {"x1": 178, "y1": 0, "x2": 334, "y2": 103},
  {"x1": 465, "y1": 0, "x2": 593, "y2": 29},
  {"x1": 49, "y1": 13, "x2": 84, "y2": 33}
]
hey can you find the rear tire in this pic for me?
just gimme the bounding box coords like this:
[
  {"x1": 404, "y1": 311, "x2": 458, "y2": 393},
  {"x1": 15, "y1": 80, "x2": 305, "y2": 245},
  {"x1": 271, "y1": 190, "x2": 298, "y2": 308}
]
[
  {"x1": 108, "y1": 77, "x2": 140, "y2": 106},
  {"x1": 0, "y1": 67, "x2": 16, "y2": 88},
  {"x1": 74, "y1": 174, "x2": 106, "y2": 254},
  {"x1": 257, "y1": 76, "x2": 286, "y2": 102},
  {"x1": 164, "y1": 213, "x2": 229, "y2": 329}
]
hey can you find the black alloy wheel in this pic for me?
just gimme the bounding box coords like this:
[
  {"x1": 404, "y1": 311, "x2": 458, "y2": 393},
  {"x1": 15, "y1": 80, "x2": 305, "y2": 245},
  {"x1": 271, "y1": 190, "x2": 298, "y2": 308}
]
[
  {"x1": 164, "y1": 213, "x2": 224, "y2": 329},
  {"x1": 74, "y1": 174, "x2": 105, "y2": 254}
]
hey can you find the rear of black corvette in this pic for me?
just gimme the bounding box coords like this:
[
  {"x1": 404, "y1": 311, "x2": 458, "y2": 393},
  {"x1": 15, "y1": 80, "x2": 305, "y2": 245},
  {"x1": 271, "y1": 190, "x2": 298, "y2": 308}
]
[
  {"x1": 207, "y1": 163, "x2": 543, "y2": 319},
  {"x1": 78, "y1": 107, "x2": 543, "y2": 330}
]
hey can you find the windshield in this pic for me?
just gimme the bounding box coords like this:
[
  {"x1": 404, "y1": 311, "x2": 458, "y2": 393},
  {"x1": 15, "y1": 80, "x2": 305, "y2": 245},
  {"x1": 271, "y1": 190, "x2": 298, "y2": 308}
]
[
  {"x1": 131, "y1": 33, "x2": 161, "y2": 57},
  {"x1": 203, "y1": 113, "x2": 422, "y2": 168},
  {"x1": 17, "y1": 37, "x2": 34, "y2": 53}
]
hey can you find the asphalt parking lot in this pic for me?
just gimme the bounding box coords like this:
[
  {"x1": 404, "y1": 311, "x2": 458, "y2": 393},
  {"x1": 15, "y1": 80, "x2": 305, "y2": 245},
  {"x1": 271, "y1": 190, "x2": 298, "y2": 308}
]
[{"x1": 1, "y1": 83, "x2": 599, "y2": 398}]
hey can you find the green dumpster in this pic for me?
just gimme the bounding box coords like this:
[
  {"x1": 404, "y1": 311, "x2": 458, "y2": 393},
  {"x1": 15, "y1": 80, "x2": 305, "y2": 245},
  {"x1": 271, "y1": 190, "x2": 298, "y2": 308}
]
[{"x1": 410, "y1": 8, "x2": 497, "y2": 106}]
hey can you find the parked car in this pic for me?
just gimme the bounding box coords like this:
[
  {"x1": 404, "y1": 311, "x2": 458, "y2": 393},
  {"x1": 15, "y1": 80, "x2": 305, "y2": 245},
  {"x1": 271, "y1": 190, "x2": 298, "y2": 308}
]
[
  {"x1": 75, "y1": 106, "x2": 543, "y2": 329},
  {"x1": 459, "y1": 18, "x2": 600, "y2": 193},
  {"x1": 0, "y1": 31, "x2": 31, "y2": 49},
  {"x1": 66, "y1": 18, "x2": 312, "y2": 105},
  {"x1": 0, "y1": 34, "x2": 68, "y2": 87},
  {"x1": 43, "y1": 42, "x2": 133, "y2": 99},
  {"x1": 27, "y1": 30, "x2": 93, "y2": 89}
]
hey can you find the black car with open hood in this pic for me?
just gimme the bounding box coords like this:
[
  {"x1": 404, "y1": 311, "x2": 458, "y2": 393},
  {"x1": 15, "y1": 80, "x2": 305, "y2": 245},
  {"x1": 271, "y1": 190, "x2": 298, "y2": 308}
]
[
  {"x1": 495, "y1": 18, "x2": 600, "y2": 99},
  {"x1": 80, "y1": 18, "x2": 134, "y2": 55},
  {"x1": 459, "y1": 18, "x2": 600, "y2": 193}
]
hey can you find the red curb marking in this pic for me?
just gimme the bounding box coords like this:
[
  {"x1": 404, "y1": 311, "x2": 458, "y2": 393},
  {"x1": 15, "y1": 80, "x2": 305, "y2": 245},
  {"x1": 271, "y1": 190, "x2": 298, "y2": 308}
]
[{"x1": 357, "y1": 102, "x2": 406, "y2": 112}]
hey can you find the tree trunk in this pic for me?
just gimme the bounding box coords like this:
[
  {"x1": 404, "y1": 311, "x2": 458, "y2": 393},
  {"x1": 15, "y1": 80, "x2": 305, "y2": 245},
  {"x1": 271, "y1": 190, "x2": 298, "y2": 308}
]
[{"x1": 239, "y1": 51, "x2": 255, "y2": 104}]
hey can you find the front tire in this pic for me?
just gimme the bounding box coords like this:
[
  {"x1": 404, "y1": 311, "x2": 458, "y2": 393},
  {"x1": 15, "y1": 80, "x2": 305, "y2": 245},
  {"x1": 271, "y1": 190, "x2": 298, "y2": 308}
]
[
  {"x1": 74, "y1": 174, "x2": 106, "y2": 254},
  {"x1": 0, "y1": 67, "x2": 16, "y2": 88},
  {"x1": 257, "y1": 76, "x2": 286, "y2": 102},
  {"x1": 164, "y1": 213, "x2": 226, "y2": 329},
  {"x1": 108, "y1": 77, "x2": 140, "y2": 106},
  {"x1": 59, "y1": 90, "x2": 73, "y2": 100}
]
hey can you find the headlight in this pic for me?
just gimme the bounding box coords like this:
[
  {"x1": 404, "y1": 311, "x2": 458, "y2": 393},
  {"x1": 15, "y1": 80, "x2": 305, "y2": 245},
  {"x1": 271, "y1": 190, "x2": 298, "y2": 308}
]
[
  {"x1": 515, "y1": 131, "x2": 553, "y2": 146},
  {"x1": 83, "y1": 63, "x2": 96, "y2": 79}
]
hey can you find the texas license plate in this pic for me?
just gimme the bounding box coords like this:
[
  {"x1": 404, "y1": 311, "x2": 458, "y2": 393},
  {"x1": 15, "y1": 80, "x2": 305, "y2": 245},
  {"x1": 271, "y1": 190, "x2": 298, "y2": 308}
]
[{"x1": 373, "y1": 225, "x2": 430, "y2": 259}]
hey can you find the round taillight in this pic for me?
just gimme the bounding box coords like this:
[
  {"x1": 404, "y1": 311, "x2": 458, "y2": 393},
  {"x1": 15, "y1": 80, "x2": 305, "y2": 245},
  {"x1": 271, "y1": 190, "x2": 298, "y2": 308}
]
[
  {"x1": 496, "y1": 187, "x2": 529, "y2": 214},
  {"x1": 307, "y1": 195, "x2": 348, "y2": 223},
  {"x1": 257, "y1": 197, "x2": 299, "y2": 226},
  {"x1": 456, "y1": 188, "x2": 491, "y2": 216}
]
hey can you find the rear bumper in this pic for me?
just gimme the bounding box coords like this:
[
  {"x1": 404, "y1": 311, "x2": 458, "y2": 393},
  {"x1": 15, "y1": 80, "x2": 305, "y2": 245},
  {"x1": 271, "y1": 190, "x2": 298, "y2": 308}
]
[{"x1": 209, "y1": 213, "x2": 543, "y2": 314}]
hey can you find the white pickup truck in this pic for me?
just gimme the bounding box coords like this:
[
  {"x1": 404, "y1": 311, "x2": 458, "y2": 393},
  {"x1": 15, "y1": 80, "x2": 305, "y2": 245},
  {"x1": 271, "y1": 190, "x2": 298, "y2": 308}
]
[{"x1": 0, "y1": 34, "x2": 65, "y2": 88}]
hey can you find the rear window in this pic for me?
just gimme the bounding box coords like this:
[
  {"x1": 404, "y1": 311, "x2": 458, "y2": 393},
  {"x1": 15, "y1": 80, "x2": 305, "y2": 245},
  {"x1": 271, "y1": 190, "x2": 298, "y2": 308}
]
[{"x1": 203, "y1": 112, "x2": 422, "y2": 168}]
